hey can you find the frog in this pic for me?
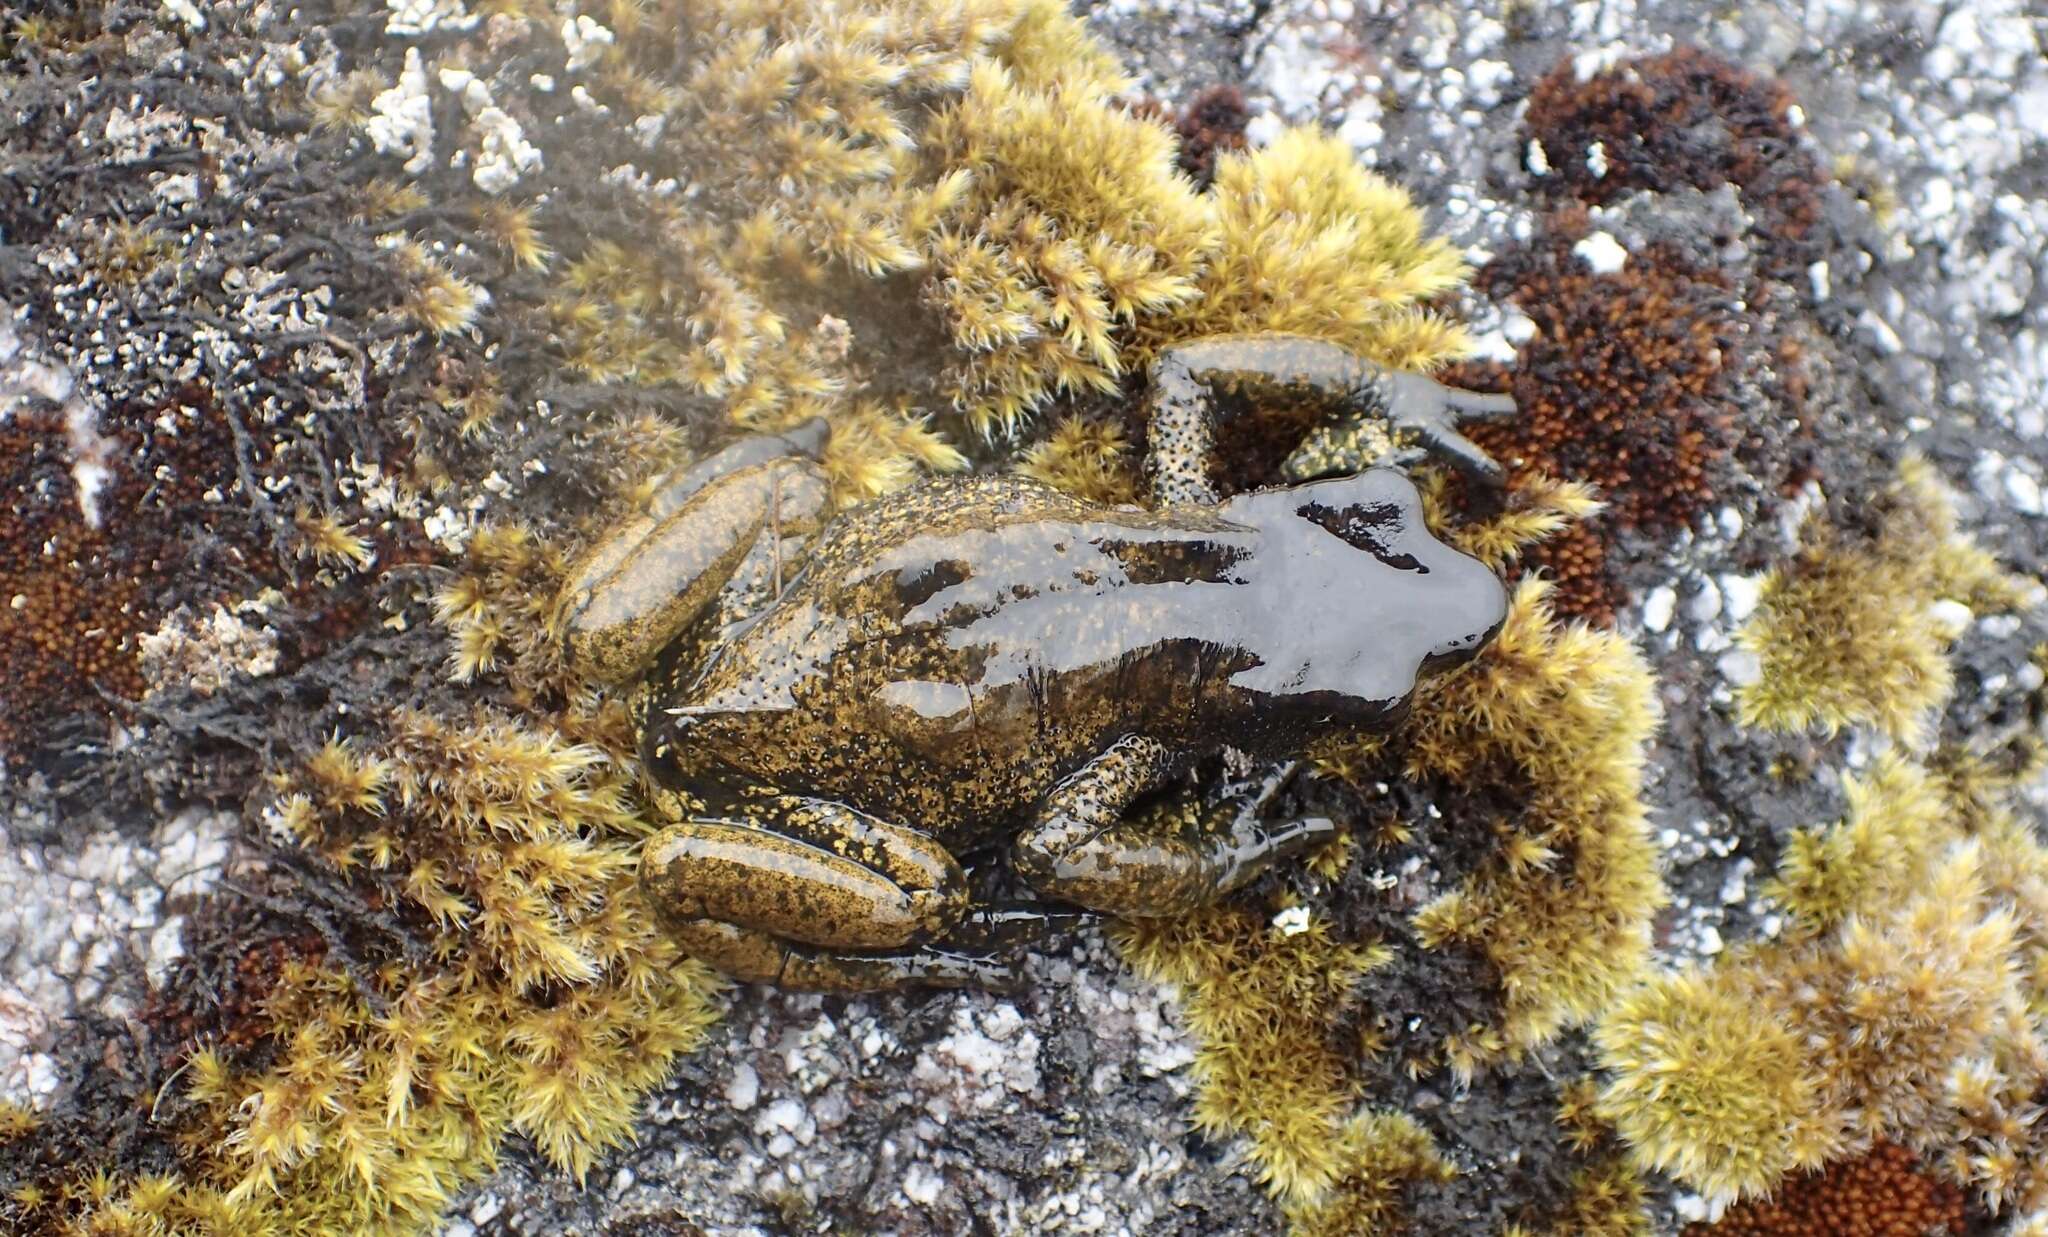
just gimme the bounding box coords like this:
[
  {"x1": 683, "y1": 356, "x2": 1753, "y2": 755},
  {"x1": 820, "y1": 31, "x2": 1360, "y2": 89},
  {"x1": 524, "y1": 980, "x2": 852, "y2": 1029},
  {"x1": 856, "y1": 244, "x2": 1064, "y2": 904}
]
[{"x1": 555, "y1": 332, "x2": 1518, "y2": 990}]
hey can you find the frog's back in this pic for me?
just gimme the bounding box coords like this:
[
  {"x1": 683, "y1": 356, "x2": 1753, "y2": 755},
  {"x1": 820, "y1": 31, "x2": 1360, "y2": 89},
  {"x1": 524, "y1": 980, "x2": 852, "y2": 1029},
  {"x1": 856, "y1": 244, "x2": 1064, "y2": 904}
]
[{"x1": 664, "y1": 476, "x2": 1245, "y2": 844}]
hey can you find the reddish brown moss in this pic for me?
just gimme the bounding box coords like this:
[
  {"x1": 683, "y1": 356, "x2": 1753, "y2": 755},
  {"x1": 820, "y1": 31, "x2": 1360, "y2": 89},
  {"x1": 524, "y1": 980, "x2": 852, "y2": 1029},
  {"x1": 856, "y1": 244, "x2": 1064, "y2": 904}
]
[
  {"x1": 1523, "y1": 47, "x2": 1825, "y2": 280},
  {"x1": 0, "y1": 378, "x2": 436, "y2": 767},
  {"x1": 1688, "y1": 1142, "x2": 1967, "y2": 1237},
  {"x1": 0, "y1": 386, "x2": 252, "y2": 760},
  {"x1": 1467, "y1": 235, "x2": 1740, "y2": 536},
  {"x1": 1435, "y1": 229, "x2": 1743, "y2": 624},
  {"x1": 1174, "y1": 84, "x2": 1252, "y2": 188}
]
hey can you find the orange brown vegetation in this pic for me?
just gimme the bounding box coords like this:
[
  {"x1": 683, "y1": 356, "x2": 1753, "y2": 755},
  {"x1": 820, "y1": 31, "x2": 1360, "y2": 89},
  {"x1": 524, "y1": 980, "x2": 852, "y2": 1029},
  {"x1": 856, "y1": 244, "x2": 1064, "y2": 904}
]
[
  {"x1": 1523, "y1": 47, "x2": 1825, "y2": 280},
  {"x1": 1688, "y1": 1142, "x2": 1967, "y2": 1237},
  {"x1": 0, "y1": 386, "x2": 252, "y2": 760},
  {"x1": 1442, "y1": 233, "x2": 1741, "y2": 624}
]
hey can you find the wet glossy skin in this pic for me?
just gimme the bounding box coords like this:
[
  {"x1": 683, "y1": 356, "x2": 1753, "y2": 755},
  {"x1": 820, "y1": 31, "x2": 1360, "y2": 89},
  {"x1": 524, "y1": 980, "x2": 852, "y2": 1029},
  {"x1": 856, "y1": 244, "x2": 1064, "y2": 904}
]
[{"x1": 557, "y1": 333, "x2": 1516, "y2": 990}]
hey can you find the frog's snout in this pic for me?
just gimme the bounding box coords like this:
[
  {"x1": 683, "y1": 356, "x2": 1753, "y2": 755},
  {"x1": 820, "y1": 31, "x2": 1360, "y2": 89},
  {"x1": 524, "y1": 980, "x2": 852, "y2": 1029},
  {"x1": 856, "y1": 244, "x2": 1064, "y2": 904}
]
[{"x1": 1426, "y1": 556, "x2": 1508, "y2": 668}]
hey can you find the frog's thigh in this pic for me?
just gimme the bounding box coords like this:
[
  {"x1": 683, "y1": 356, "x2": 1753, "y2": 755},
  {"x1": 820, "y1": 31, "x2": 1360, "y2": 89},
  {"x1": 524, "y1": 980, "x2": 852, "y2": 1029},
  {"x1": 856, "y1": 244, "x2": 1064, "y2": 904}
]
[
  {"x1": 1013, "y1": 735, "x2": 1333, "y2": 919},
  {"x1": 557, "y1": 449, "x2": 828, "y2": 683},
  {"x1": 662, "y1": 919, "x2": 1016, "y2": 992},
  {"x1": 641, "y1": 796, "x2": 968, "y2": 951}
]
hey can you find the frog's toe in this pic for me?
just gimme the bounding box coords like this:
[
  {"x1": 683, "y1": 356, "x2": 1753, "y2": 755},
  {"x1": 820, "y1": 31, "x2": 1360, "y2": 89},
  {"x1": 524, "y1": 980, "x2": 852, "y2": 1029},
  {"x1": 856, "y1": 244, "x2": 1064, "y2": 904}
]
[
  {"x1": 662, "y1": 918, "x2": 1016, "y2": 992},
  {"x1": 1420, "y1": 424, "x2": 1505, "y2": 482},
  {"x1": 947, "y1": 902, "x2": 1100, "y2": 950},
  {"x1": 1442, "y1": 385, "x2": 1518, "y2": 419},
  {"x1": 1258, "y1": 814, "x2": 1338, "y2": 860}
]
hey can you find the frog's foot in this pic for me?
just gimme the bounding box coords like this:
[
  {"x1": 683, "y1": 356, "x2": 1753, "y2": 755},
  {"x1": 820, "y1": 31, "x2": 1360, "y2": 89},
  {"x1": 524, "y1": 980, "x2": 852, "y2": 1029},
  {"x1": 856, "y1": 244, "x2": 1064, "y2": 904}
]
[
  {"x1": 1375, "y1": 370, "x2": 1517, "y2": 484},
  {"x1": 1144, "y1": 333, "x2": 1516, "y2": 506},
  {"x1": 555, "y1": 422, "x2": 830, "y2": 684},
  {"x1": 1012, "y1": 736, "x2": 1337, "y2": 920},
  {"x1": 663, "y1": 919, "x2": 1018, "y2": 992}
]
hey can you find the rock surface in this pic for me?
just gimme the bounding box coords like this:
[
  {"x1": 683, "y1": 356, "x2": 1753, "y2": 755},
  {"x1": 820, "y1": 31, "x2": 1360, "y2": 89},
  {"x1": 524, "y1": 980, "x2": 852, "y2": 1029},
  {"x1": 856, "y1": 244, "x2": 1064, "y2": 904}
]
[{"x1": 2, "y1": 0, "x2": 2045, "y2": 1233}]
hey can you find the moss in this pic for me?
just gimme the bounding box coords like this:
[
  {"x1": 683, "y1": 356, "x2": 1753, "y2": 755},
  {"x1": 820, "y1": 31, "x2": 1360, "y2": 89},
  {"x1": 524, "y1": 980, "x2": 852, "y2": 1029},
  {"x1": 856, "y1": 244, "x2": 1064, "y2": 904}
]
[
  {"x1": 1448, "y1": 232, "x2": 1745, "y2": 623},
  {"x1": 1735, "y1": 455, "x2": 2037, "y2": 742},
  {"x1": 519, "y1": 0, "x2": 1472, "y2": 495},
  {"x1": 1120, "y1": 907, "x2": 1393, "y2": 1204},
  {"x1": 1525, "y1": 1155, "x2": 1653, "y2": 1237},
  {"x1": 1689, "y1": 1142, "x2": 1966, "y2": 1237},
  {"x1": 1280, "y1": 1110, "x2": 1454, "y2": 1236},
  {"x1": 1330, "y1": 572, "x2": 1665, "y2": 1072},
  {"x1": 0, "y1": 1104, "x2": 38, "y2": 1144},
  {"x1": 95, "y1": 706, "x2": 720, "y2": 1235},
  {"x1": 1598, "y1": 587, "x2": 2048, "y2": 1217},
  {"x1": 1521, "y1": 48, "x2": 1825, "y2": 282}
]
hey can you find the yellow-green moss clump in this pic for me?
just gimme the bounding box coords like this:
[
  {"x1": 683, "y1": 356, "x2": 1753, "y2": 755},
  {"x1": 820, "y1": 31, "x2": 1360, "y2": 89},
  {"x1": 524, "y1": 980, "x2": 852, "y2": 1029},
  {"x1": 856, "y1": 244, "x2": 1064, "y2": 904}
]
[
  {"x1": 515, "y1": 0, "x2": 1471, "y2": 503},
  {"x1": 1599, "y1": 458, "x2": 2048, "y2": 1214},
  {"x1": 1596, "y1": 753, "x2": 2048, "y2": 1210},
  {"x1": 1734, "y1": 454, "x2": 2037, "y2": 741},
  {"x1": 1337, "y1": 479, "x2": 1665, "y2": 1074},
  {"x1": 153, "y1": 709, "x2": 717, "y2": 1234},
  {"x1": 1121, "y1": 908, "x2": 1396, "y2": 1203}
]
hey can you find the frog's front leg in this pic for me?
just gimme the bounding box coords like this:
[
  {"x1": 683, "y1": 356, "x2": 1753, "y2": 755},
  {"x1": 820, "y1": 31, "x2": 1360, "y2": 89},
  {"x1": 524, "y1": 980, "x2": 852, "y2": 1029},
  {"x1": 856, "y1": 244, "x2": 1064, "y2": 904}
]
[
  {"x1": 1144, "y1": 333, "x2": 1517, "y2": 506},
  {"x1": 1012, "y1": 735, "x2": 1337, "y2": 919},
  {"x1": 555, "y1": 421, "x2": 830, "y2": 683}
]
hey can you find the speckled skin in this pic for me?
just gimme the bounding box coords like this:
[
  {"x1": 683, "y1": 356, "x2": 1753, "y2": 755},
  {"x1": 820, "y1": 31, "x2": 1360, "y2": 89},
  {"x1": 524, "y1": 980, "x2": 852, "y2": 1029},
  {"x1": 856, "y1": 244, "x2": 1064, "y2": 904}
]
[{"x1": 566, "y1": 333, "x2": 1516, "y2": 990}]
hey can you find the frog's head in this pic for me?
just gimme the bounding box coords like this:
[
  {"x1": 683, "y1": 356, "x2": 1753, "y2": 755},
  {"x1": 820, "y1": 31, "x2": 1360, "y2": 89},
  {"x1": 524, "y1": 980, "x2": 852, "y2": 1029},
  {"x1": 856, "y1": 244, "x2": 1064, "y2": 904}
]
[{"x1": 1220, "y1": 469, "x2": 1508, "y2": 722}]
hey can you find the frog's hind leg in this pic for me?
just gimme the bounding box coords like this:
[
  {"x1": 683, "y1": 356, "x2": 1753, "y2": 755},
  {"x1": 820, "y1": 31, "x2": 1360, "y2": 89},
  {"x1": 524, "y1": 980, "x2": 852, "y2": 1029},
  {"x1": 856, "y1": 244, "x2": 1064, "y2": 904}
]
[
  {"x1": 1012, "y1": 735, "x2": 1336, "y2": 919},
  {"x1": 554, "y1": 422, "x2": 830, "y2": 684},
  {"x1": 1144, "y1": 333, "x2": 1516, "y2": 506},
  {"x1": 661, "y1": 919, "x2": 1019, "y2": 992},
  {"x1": 642, "y1": 794, "x2": 970, "y2": 951}
]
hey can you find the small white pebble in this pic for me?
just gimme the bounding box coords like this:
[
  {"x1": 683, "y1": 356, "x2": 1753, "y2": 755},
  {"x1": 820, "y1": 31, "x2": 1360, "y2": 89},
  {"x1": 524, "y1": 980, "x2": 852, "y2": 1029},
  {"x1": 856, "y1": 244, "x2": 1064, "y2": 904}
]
[
  {"x1": 1719, "y1": 574, "x2": 1763, "y2": 623},
  {"x1": 903, "y1": 1162, "x2": 944, "y2": 1206},
  {"x1": 726, "y1": 1062, "x2": 760, "y2": 1111},
  {"x1": 1572, "y1": 231, "x2": 1628, "y2": 274},
  {"x1": 1718, "y1": 649, "x2": 1762, "y2": 687},
  {"x1": 1271, "y1": 905, "x2": 1312, "y2": 936},
  {"x1": 1686, "y1": 579, "x2": 1723, "y2": 624},
  {"x1": 1930, "y1": 599, "x2": 1974, "y2": 635},
  {"x1": 1640, "y1": 586, "x2": 1677, "y2": 633}
]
